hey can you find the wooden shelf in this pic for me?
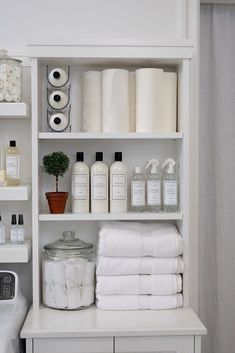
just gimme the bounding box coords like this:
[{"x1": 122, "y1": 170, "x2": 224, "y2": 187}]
[
  {"x1": 21, "y1": 305, "x2": 206, "y2": 338},
  {"x1": 0, "y1": 239, "x2": 32, "y2": 263},
  {"x1": 38, "y1": 132, "x2": 183, "y2": 140},
  {"x1": 0, "y1": 103, "x2": 29, "y2": 118},
  {"x1": 0, "y1": 184, "x2": 31, "y2": 201},
  {"x1": 39, "y1": 212, "x2": 183, "y2": 221}
]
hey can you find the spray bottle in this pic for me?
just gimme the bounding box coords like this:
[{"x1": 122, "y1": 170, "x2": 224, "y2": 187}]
[
  {"x1": 161, "y1": 158, "x2": 178, "y2": 212},
  {"x1": 145, "y1": 159, "x2": 161, "y2": 212}
]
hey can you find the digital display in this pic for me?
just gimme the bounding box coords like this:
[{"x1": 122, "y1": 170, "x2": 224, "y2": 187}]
[{"x1": 0, "y1": 272, "x2": 15, "y2": 300}]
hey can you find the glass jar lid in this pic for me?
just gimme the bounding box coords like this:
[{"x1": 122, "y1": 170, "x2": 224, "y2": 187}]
[
  {"x1": 0, "y1": 49, "x2": 22, "y2": 64},
  {"x1": 44, "y1": 231, "x2": 94, "y2": 258}
]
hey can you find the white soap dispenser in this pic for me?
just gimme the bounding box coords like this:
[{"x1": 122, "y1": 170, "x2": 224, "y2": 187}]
[
  {"x1": 110, "y1": 152, "x2": 127, "y2": 213},
  {"x1": 145, "y1": 159, "x2": 161, "y2": 212},
  {"x1": 161, "y1": 158, "x2": 178, "y2": 212},
  {"x1": 131, "y1": 167, "x2": 146, "y2": 212},
  {"x1": 72, "y1": 152, "x2": 89, "y2": 214},
  {"x1": 91, "y1": 152, "x2": 108, "y2": 213}
]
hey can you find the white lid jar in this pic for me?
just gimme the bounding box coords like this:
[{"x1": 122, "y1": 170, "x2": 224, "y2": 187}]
[
  {"x1": 42, "y1": 231, "x2": 95, "y2": 310},
  {"x1": 0, "y1": 49, "x2": 22, "y2": 103}
]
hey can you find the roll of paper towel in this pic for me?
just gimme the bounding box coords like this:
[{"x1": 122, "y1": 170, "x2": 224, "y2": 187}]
[
  {"x1": 82, "y1": 71, "x2": 102, "y2": 132},
  {"x1": 136, "y1": 68, "x2": 164, "y2": 132},
  {"x1": 129, "y1": 71, "x2": 136, "y2": 132},
  {"x1": 102, "y1": 69, "x2": 129, "y2": 132},
  {"x1": 161, "y1": 72, "x2": 177, "y2": 132}
]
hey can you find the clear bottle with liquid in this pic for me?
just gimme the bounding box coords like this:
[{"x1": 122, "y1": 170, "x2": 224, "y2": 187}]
[
  {"x1": 131, "y1": 167, "x2": 146, "y2": 212},
  {"x1": 10, "y1": 214, "x2": 18, "y2": 243},
  {"x1": 162, "y1": 158, "x2": 178, "y2": 212},
  {"x1": 17, "y1": 214, "x2": 25, "y2": 243},
  {"x1": 6, "y1": 140, "x2": 20, "y2": 186},
  {"x1": 145, "y1": 159, "x2": 161, "y2": 212},
  {"x1": 0, "y1": 215, "x2": 6, "y2": 245}
]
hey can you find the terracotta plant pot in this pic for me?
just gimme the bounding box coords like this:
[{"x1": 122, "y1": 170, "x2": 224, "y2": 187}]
[{"x1": 46, "y1": 192, "x2": 69, "y2": 214}]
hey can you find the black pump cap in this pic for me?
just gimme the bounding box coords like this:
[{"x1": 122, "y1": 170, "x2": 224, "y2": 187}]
[
  {"x1": 0, "y1": 215, "x2": 1, "y2": 221},
  {"x1": 53, "y1": 71, "x2": 60, "y2": 79},
  {"x1": 11, "y1": 214, "x2": 17, "y2": 225},
  {"x1": 18, "y1": 214, "x2": 24, "y2": 225},
  {"x1": 10, "y1": 140, "x2": 16, "y2": 147},
  {"x1": 53, "y1": 94, "x2": 61, "y2": 102},
  {"x1": 115, "y1": 152, "x2": 122, "y2": 162},
  {"x1": 54, "y1": 117, "x2": 61, "y2": 125},
  {"x1": 96, "y1": 152, "x2": 103, "y2": 161},
  {"x1": 76, "y1": 152, "x2": 84, "y2": 162}
]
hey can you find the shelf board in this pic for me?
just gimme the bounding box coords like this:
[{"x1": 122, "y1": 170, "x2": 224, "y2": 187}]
[
  {"x1": 0, "y1": 239, "x2": 32, "y2": 263},
  {"x1": 0, "y1": 184, "x2": 31, "y2": 201},
  {"x1": 21, "y1": 305, "x2": 206, "y2": 338},
  {"x1": 0, "y1": 103, "x2": 29, "y2": 118},
  {"x1": 38, "y1": 132, "x2": 183, "y2": 140},
  {"x1": 39, "y1": 212, "x2": 183, "y2": 221}
]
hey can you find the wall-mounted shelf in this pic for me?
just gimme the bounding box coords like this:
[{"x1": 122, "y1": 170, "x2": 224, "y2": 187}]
[
  {"x1": 0, "y1": 239, "x2": 32, "y2": 263},
  {"x1": 38, "y1": 132, "x2": 183, "y2": 140},
  {"x1": 39, "y1": 212, "x2": 183, "y2": 221},
  {"x1": 0, "y1": 103, "x2": 29, "y2": 118},
  {"x1": 0, "y1": 184, "x2": 31, "y2": 201}
]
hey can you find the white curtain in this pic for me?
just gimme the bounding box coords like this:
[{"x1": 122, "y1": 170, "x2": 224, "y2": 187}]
[{"x1": 200, "y1": 5, "x2": 235, "y2": 353}]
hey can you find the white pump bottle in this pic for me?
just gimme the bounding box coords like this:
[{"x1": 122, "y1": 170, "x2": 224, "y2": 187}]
[
  {"x1": 72, "y1": 152, "x2": 89, "y2": 213},
  {"x1": 161, "y1": 158, "x2": 178, "y2": 212},
  {"x1": 145, "y1": 159, "x2": 161, "y2": 212}
]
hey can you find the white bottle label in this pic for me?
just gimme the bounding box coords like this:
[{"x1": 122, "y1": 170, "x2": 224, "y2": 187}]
[
  {"x1": 18, "y1": 228, "x2": 25, "y2": 242},
  {"x1": 147, "y1": 180, "x2": 161, "y2": 205},
  {"x1": 131, "y1": 181, "x2": 145, "y2": 206},
  {"x1": 10, "y1": 229, "x2": 18, "y2": 242},
  {"x1": 93, "y1": 174, "x2": 107, "y2": 200},
  {"x1": 112, "y1": 174, "x2": 127, "y2": 201},
  {"x1": 74, "y1": 174, "x2": 88, "y2": 200},
  {"x1": 163, "y1": 181, "x2": 177, "y2": 205},
  {"x1": 6, "y1": 156, "x2": 19, "y2": 179}
]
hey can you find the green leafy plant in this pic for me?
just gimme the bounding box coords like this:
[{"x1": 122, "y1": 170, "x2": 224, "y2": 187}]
[{"x1": 43, "y1": 151, "x2": 70, "y2": 192}]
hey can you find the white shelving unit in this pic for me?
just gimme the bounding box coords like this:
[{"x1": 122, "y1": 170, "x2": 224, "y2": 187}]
[
  {"x1": 0, "y1": 102, "x2": 29, "y2": 118},
  {"x1": 0, "y1": 239, "x2": 32, "y2": 263},
  {"x1": 0, "y1": 184, "x2": 31, "y2": 201}
]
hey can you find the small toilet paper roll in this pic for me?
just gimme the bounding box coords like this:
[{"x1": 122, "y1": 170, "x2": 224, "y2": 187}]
[
  {"x1": 49, "y1": 112, "x2": 69, "y2": 132},
  {"x1": 82, "y1": 71, "x2": 102, "y2": 132},
  {"x1": 161, "y1": 72, "x2": 177, "y2": 132},
  {"x1": 49, "y1": 90, "x2": 69, "y2": 110},
  {"x1": 48, "y1": 68, "x2": 68, "y2": 87},
  {"x1": 102, "y1": 69, "x2": 129, "y2": 132},
  {"x1": 129, "y1": 72, "x2": 136, "y2": 132},
  {"x1": 136, "y1": 68, "x2": 164, "y2": 132}
]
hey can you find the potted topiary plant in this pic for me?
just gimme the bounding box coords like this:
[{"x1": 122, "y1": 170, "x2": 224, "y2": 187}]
[{"x1": 43, "y1": 151, "x2": 70, "y2": 214}]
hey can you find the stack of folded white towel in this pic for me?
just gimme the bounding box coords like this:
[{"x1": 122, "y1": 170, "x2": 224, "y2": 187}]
[{"x1": 96, "y1": 221, "x2": 184, "y2": 310}]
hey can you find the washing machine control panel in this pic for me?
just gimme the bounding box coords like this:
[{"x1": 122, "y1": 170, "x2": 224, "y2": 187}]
[{"x1": 0, "y1": 272, "x2": 15, "y2": 300}]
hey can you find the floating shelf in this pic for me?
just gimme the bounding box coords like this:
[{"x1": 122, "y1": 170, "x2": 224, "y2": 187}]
[
  {"x1": 38, "y1": 132, "x2": 183, "y2": 140},
  {"x1": 0, "y1": 239, "x2": 32, "y2": 263},
  {"x1": 39, "y1": 212, "x2": 183, "y2": 221},
  {"x1": 0, "y1": 184, "x2": 31, "y2": 201},
  {"x1": 0, "y1": 103, "x2": 29, "y2": 118}
]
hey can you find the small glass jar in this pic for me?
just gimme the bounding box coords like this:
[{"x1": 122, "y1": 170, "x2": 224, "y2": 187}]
[
  {"x1": 42, "y1": 231, "x2": 95, "y2": 310},
  {"x1": 0, "y1": 49, "x2": 22, "y2": 103}
]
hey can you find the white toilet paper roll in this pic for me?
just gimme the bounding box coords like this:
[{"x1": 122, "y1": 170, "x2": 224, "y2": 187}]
[
  {"x1": 161, "y1": 72, "x2": 177, "y2": 132},
  {"x1": 136, "y1": 68, "x2": 164, "y2": 132},
  {"x1": 129, "y1": 72, "x2": 136, "y2": 132},
  {"x1": 82, "y1": 71, "x2": 102, "y2": 132},
  {"x1": 102, "y1": 69, "x2": 129, "y2": 132},
  {"x1": 49, "y1": 90, "x2": 69, "y2": 110},
  {"x1": 48, "y1": 68, "x2": 68, "y2": 87},
  {"x1": 49, "y1": 112, "x2": 69, "y2": 132}
]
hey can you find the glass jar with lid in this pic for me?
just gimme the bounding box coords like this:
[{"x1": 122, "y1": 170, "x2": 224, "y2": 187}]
[
  {"x1": 42, "y1": 231, "x2": 95, "y2": 310},
  {"x1": 0, "y1": 49, "x2": 22, "y2": 103}
]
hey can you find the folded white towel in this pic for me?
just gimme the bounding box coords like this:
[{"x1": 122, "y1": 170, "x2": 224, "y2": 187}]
[
  {"x1": 98, "y1": 222, "x2": 183, "y2": 257},
  {"x1": 96, "y1": 274, "x2": 182, "y2": 295},
  {"x1": 96, "y1": 293, "x2": 183, "y2": 310},
  {"x1": 96, "y1": 256, "x2": 184, "y2": 275}
]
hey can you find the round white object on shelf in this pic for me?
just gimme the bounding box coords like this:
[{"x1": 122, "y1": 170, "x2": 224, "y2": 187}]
[
  {"x1": 48, "y1": 90, "x2": 69, "y2": 110},
  {"x1": 48, "y1": 112, "x2": 69, "y2": 132},
  {"x1": 48, "y1": 68, "x2": 68, "y2": 87}
]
